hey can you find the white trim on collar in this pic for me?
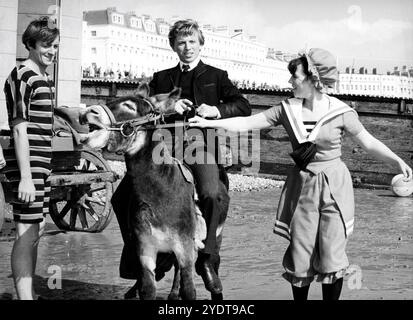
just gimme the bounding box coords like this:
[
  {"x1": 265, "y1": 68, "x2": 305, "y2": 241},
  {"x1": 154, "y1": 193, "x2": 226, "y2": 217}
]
[{"x1": 282, "y1": 96, "x2": 356, "y2": 144}]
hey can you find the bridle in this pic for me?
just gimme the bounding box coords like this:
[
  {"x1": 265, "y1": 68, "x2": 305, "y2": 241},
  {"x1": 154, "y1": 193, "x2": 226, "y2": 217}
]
[{"x1": 98, "y1": 100, "x2": 195, "y2": 138}]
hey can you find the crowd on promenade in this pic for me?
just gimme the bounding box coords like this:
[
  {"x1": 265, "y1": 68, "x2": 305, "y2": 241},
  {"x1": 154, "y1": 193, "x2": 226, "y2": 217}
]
[{"x1": 82, "y1": 66, "x2": 281, "y2": 90}]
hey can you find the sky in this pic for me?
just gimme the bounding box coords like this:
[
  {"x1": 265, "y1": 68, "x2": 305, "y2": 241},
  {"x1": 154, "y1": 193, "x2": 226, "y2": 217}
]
[{"x1": 81, "y1": 0, "x2": 413, "y2": 73}]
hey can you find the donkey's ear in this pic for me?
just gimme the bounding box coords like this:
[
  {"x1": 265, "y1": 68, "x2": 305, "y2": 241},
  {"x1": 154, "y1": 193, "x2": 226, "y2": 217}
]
[
  {"x1": 135, "y1": 82, "x2": 150, "y2": 98},
  {"x1": 168, "y1": 87, "x2": 182, "y2": 101}
]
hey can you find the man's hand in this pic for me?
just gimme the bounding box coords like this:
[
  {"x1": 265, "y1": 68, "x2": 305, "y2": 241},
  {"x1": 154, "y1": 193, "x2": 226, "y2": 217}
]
[
  {"x1": 196, "y1": 104, "x2": 220, "y2": 119},
  {"x1": 18, "y1": 177, "x2": 36, "y2": 204},
  {"x1": 175, "y1": 99, "x2": 193, "y2": 115}
]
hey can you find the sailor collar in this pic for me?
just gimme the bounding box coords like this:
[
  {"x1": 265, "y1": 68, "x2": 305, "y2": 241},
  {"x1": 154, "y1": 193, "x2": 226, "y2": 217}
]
[{"x1": 282, "y1": 96, "x2": 356, "y2": 144}]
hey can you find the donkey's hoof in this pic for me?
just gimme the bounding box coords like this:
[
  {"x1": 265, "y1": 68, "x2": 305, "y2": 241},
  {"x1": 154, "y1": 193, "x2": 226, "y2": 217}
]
[
  {"x1": 124, "y1": 287, "x2": 138, "y2": 299},
  {"x1": 211, "y1": 293, "x2": 223, "y2": 301},
  {"x1": 168, "y1": 292, "x2": 180, "y2": 300}
]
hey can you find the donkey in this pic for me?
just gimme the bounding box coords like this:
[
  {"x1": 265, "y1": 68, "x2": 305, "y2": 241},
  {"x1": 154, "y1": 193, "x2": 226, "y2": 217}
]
[{"x1": 81, "y1": 85, "x2": 229, "y2": 300}]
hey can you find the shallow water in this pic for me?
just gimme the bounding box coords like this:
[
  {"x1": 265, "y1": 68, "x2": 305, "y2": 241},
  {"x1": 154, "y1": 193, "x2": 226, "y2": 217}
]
[{"x1": 0, "y1": 188, "x2": 412, "y2": 300}]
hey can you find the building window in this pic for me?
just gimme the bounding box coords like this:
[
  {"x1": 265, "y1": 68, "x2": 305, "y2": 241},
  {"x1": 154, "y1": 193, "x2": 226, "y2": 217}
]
[
  {"x1": 91, "y1": 31, "x2": 97, "y2": 36},
  {"x1": 91, "y1": 48, "x2": 97, "y2": 54},
  {"x1": 112, "y1": 14, "x2": 124, "y2": 25}
]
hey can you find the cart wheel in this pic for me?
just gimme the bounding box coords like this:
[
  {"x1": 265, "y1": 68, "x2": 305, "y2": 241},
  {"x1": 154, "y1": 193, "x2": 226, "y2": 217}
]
[
  {"x1": 0, "y1": 183, "x2": 5, "y2": 232},
  {"x1": 49, "y1": 150, "x2": 114, "y2": 232}
]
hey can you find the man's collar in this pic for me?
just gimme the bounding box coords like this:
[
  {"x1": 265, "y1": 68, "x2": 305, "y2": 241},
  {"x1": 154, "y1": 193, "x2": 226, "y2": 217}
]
[{"x1": 179, "y1": 56, "x2": 201, "y2": 72}]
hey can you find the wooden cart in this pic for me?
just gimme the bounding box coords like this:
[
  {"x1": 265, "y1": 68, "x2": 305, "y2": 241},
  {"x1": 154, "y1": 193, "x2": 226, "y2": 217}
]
[{"x1": 0, "y1": 135, "x2": 119, "y2": 233}]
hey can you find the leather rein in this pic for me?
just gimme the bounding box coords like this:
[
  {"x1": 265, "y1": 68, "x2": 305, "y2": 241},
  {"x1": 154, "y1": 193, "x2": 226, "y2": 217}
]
[{"x1": 99, "y1": 101, "x2": 194, "y2": 138}]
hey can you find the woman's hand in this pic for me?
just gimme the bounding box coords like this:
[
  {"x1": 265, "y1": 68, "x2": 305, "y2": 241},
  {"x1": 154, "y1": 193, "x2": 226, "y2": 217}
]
[
  {"x1": 397, "y1": 159, "x2": 412, "y2": 180},
  {"x1": 18, "y1": 177, "x2": 36, "y2": 204},
  {"x1": 188, "y1": 116, "x2": 211, "y2": 128}
]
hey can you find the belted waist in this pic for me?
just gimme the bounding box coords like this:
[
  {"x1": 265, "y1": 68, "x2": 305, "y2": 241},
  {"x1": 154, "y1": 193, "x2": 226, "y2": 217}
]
[{"x1": 303, "y1": 157, "x2": 342, "y2": 175}]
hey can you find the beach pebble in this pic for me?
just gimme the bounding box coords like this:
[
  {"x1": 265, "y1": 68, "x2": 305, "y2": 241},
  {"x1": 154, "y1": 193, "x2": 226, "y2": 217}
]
[
  {"x1": 107, "y1": 160, "x2": 284, "y2": 192},
  {"x1": 228, "y1": 174, "x2": 284, "y2": 192}
]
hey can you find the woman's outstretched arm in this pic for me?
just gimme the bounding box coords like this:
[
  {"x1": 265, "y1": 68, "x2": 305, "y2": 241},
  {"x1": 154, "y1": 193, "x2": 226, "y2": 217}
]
[
  {"x1": 352, "y1": 128, "x2": 412, "y2": 179},
  {"x1": 189, "y1": 112, "x2": 272, "y2": 132}
]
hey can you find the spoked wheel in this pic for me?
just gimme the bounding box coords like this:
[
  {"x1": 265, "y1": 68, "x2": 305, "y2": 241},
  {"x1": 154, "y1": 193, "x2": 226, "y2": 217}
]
[{"x1": 49, "y1": 150, "x2": 115, "y2": 232}]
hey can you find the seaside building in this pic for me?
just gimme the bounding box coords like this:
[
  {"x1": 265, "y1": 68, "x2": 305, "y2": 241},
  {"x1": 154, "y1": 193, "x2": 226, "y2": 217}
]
[
  {"x1": 337, "y1": 66, "x2": 413, "y2": 98},
  {"x1": 82, "y1": 7, "x2": 291, "y2": 89}
]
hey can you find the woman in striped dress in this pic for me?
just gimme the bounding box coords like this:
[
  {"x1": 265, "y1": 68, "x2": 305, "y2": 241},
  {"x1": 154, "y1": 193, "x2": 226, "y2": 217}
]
[
  {"x1": 2, "y1": 19, "x2": 59, "y2": 300},
  {"x1": 189, "y1": 48, "x2": 412, "y2": 300}
]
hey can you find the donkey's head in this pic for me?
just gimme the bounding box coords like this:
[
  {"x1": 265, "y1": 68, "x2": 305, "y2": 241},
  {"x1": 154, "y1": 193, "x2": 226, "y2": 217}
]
[{"x1": 81, "y1": 83, "x2": 181, "y2": 155}]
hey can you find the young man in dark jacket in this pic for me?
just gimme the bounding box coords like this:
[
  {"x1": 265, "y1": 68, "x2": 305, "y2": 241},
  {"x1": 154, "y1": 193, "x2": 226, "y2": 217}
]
[{"x1": 113, "y1": 19, "x2": 251, "y2": 298}]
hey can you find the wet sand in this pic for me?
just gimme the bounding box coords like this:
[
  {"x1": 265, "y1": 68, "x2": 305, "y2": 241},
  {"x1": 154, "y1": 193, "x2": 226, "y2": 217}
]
[{"x1": 0, "y1": 187, "x2": 412, "y2": 300}]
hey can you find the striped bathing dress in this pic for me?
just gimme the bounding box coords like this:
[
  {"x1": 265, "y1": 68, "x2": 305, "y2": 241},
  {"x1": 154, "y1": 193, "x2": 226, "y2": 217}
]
[
  {"x1": 262, "y1": 96, "x2": 365, "y2": 287},
  {"x1": 3, "y1": 65, "x2": 55, "y2": 224}
]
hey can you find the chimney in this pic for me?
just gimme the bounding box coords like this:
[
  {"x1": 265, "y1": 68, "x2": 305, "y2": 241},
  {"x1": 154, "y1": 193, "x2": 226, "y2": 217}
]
[
  {"x1": 351, "y1": 68, "x2": 355, "y2": 74},
  {"x1": 345, "y1": 67, "x2": 350, "y2": 73},
  {"x1": 359, "y1": 67, "x2": 364, "y2": 74},
  {"x1": 372, "y1": 68, "x2": 377, "y2": 75},
  {"x1": 401, "y1": 65, "x2": 409, "y2": 77}
]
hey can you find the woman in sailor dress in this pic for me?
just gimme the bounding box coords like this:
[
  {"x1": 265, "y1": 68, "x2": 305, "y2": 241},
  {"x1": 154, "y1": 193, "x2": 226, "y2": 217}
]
[{"x1": 189, "y1": 48, "x2": 412, "y2": 300}]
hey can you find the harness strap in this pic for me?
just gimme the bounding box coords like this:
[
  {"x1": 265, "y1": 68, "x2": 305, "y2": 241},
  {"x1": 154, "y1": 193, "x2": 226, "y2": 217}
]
[
  {"x1": 102, "y1": 102, "x2": 194, "y2": 131},
  {"x1": 146, "y1": 122, "x2": 191, "y2": 130},
  {"x1": 100, "y1": 104, "x2": 117, "y2": 125}
]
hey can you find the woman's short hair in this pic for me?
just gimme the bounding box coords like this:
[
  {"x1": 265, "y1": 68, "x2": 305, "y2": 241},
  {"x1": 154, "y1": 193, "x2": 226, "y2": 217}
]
[
  {"x1": 288, "y1": 48, "x2": 339, "y2": 92},
  {"x1": 288, "y1": 56, "x2": 310, "y2": 77},
  {"x1": 168, "y1": 19, "x2": 205, "y2": 48},
  {"x1": 22, "y1": 18, "x2": 60, "y2": 51}
]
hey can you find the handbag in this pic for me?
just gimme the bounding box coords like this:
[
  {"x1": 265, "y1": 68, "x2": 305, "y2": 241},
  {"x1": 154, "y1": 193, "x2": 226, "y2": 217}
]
[{"x1": 289, "y1": 141, "x2": 317, "y2": 170}]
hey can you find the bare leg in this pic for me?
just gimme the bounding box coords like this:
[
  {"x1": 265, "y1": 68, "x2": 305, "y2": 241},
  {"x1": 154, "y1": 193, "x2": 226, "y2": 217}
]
[
  {"x1": 31, "y1": 220, "x2": 45, "y2": 298},
  {"x1": 11, "y1": 222, "x2": 41, "y2": 300}
]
